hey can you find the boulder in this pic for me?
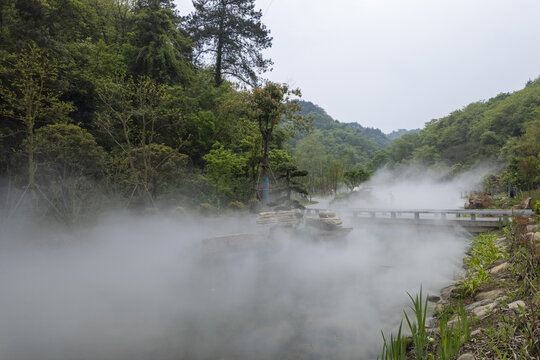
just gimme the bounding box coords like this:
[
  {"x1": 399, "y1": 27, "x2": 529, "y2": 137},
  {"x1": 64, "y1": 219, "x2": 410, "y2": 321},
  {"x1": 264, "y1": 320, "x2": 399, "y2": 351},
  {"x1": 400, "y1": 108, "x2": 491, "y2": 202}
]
[
  {"x1": 440, "y1": 284, "x2": 457, "y2": 300},
  {"x1": 521, "y1": 197, "x2": 532, "y2": 209},
  {"x1": 457, "y1": 354, "x2": 475, "y2": 360},
  {"x1": 427, "y1": 295, "x2": 441, "y2": 303},
  {"x1": 490, "y1": 262, "x2": 510, "y2": 275},
  {"x1": 465, "y1": 298, "x2": 493, "y2": 312},
  {"x1": 465, "y1": 195, "x2": 491, "y2": 209},
  {"x1": 472, "y1": 301, "x2": 498, "y2": 319},
  {"x1": 475, "y1": 289, "x2": 504, "y2": 301},
  {"x1": 507, "y1": 300, "x2": 527, "y2": 311},
  {"x1": 525, "y1": 225, "x2": 539, "y2": 233}
]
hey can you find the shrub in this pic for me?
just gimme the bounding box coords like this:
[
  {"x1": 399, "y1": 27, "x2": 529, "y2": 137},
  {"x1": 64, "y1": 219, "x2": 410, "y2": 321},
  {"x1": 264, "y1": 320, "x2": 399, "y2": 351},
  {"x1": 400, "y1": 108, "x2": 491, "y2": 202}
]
[
  {"x1": 248, "y1": 198, "x2": 261, "y2": 213},
  {"x1": 228, "y1": 201, "x2": 246, "y2": 211},
  {"x1": 199, "y1": 202, "x2": 216, "y2": 216}
]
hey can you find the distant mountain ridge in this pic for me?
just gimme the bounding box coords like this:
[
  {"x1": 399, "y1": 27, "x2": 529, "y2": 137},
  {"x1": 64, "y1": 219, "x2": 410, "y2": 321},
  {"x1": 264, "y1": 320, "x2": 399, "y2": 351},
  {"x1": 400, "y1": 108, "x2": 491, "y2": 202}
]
[
  {"x1": 386, "y1": 128, "x2": 421, "y2": 140},
  {"x1": 298, "y1": 101, "x2": 415, "y2": 144}
]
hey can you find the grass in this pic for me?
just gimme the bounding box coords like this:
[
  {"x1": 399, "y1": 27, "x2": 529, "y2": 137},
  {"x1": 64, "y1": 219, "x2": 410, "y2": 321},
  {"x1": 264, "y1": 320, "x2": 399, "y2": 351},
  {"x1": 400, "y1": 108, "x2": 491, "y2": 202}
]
[
  {"x1": 379, "y1": 290, "x2": 471, "y2": 360},
  {"x1": 437, "y1": 301, "x2": 471, "y2": 360},
  {"x1": 404, "y1": 287, "x2": 429, "y2": 360},
  {"x1": 379, "y1": 321, "x2": 407, "y2": 360},
  {"x1": 458, "y1": 233, "x2": 506, "y2": 296}
]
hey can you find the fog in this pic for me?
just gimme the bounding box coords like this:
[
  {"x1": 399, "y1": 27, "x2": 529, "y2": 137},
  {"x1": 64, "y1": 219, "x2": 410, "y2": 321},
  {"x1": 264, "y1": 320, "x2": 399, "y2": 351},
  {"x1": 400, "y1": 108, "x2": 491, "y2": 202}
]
[
  {"x1": 0, "y1": 168, "x2": 483, "y2": 360},
  {"x1": 332, "y1": 164, "x2": 497, "y2": 210}
]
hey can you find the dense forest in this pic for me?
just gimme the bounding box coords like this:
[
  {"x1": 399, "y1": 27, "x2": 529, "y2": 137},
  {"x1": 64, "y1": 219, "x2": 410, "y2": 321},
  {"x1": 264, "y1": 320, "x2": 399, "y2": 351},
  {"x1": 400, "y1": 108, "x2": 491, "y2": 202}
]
[
  {"x1": 378, "y1": 79, "x2": 540, "y2": 193},
  {"x1": 1, "y1": 0, "x2": 539, "y2": 223}
]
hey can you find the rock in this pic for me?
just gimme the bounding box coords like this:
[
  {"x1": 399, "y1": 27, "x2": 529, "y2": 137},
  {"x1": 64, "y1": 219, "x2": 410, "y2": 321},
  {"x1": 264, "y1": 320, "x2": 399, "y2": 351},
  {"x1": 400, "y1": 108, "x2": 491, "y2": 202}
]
[
  {"x1": 475, "y1": 289, "x2": 504, "y2": 301},
  {"x1": 465, "y1": 299, "x2": 493, "y2": 312},
  {"x1": 457, "y1": 353, "x2": 475, "y2": 360},
  {"x1": 470, "y1": 329, "x2": 482, "y2": 337},
  {"x1": 434, "y1": 302, "x2": 446, "y2": 316},
  {"x1": 522, "y1": 197, "x2": 532, "y2": 209},
  {"x1": 533, "y1": 232, "x2": 540, "y2": 242},
  {"x1": 472, "y1": 301, "x2": 498, "y2": 319},
  {"x1": 526, "y1": 225, "x2": 539, "y2": 233},
  {"x1": 319, "y1": 211, "x2": 337, "y2": 218},
  {"x1": 507, "y1": 300, "x2": 527, "y2": 311},
  {"x1": 490, "y1": 262, "x2": 510, "y2": 275},
  {"x1": 440, "y1": 284, "x2": 456, "y2": 300},
  {"x1": 427, "y1": 295, "x2": 441, "y2": 302},
  {"x1": 465, "y1": 195, "x2": 491, "y2": 209}
]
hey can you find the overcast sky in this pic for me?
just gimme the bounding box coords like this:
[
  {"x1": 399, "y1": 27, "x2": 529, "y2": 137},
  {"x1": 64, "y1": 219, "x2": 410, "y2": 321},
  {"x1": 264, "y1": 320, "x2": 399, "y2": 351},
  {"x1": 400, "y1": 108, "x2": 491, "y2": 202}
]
[{"x1": 175, "y1": 0, "x2": 540, "y2": 133}]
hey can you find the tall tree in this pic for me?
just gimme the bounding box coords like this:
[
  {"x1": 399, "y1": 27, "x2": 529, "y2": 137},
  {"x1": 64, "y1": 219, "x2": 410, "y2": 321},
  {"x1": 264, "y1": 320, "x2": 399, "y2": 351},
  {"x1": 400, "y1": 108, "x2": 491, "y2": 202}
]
[
  {"x1": 249, "y1": 82, "x2": 308, "y2": 204},
  {"x1": 0, "y1": 42, "x2": 74, "y2": 188},
  {"x1": 188, "y1": 0, "x2": 272, "y2": 86},
  {"x1": 131, "y1": 0, "x2": 193, "y2": 85}
]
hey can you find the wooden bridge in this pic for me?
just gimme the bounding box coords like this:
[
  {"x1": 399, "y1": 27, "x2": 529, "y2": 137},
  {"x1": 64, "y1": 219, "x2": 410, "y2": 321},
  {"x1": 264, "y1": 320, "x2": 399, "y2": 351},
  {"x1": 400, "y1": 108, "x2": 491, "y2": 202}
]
[{"x1": 301, "y1": 208, "x2": 534, "y2": 234}]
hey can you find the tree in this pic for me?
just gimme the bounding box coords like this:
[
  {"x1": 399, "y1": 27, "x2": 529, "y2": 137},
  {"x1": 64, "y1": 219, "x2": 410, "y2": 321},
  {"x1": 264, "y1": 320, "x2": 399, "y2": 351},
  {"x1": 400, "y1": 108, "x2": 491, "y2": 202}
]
[
  {"x1": 343, "y1": 168, "x2": 372, "y2": 192},
  {"x1": 188, "y1": 0, "x2": 272, "y2": 86},
  {"x1": 32, "y1": 124, "x2": 105, "y2": 220},
  {"x1": 131, "y1": 0, "x2": 193, "y2": 84},
  {"x1": 0, "y1": 42, "x2": 74, "y2": 188},
  {"x1": 518, "y1": 156, "x2": 539, "y2": 192},
  {"x1": 249, "y1": 82, "x2": 308, "y2": 204},
  {"x1": 326, "y1": 160, "x2": 343, "y2": 197},
  {"x1": 95, "y1": 74, "x2": 171, "y2": 205},
  {"x1": 277, "y1": 163, "x2": 308, "y2": 203},
  {"x1": 203, "y1": 143, "x2": 246, "y2": 206}
]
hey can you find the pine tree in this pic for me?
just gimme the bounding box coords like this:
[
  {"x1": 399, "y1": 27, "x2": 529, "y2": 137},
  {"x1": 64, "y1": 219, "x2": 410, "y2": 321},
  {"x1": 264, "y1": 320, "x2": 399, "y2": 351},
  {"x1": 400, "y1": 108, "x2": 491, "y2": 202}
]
[
  {"x1": 188, "y1": 0, "x2": 272, "y2": 87},
  {"x1": 131, "y1": 0, "x2": 193, "y2": 85}
]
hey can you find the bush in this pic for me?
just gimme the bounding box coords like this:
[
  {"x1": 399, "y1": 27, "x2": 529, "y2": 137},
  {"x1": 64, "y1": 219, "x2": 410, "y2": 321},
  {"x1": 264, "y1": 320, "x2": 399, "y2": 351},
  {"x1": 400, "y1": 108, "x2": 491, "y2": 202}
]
[
  {"x1": 199, "y1": 202, "x2": 216, "y2": 216},
  {"x1": 534, "y1": 200, "x2": 540, "y2": 217},
  {"x1": 228, "y1": 201, "x2": 246, "y2": 211},
  {"x1": 248, "y1": 198, "x2": 261, "y2": 213}
]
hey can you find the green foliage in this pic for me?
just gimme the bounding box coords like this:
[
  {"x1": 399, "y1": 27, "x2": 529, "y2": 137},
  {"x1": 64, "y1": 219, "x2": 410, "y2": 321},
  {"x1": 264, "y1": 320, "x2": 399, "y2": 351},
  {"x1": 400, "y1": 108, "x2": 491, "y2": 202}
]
[
  {"x1": 228, "y1": 200, "x2": 245, "y2": 211},
  {"x1": 131, "y1": 0, "x2": 193, "y2": 85},
  {"x1": 379, "y1": 322, "x2": 407, "y2": 360},
  {"x1": 203, "y1": 144, "x2": 246, "y2": 195},
  {"x1": 277, "y1": 163, "x2": 308, "y2": 203},
  {"x1": 459, "y1": 233, "x2": 505, "y2": 296},
  {"x1": 437, "y1": 301, "x2": 470, "y2": 360},
  {"x1": 188, "y1": 0, "x2": 272, "y2": 86},
  {"x1": 343, "y1": 168, "x2": 372, "y2": 192},
  {"x1": 380, "y1": 78, "x2": 540, "y2": 182},
  {"x1": 404, "y1": 287, "x2": 430, "y2": 360}
]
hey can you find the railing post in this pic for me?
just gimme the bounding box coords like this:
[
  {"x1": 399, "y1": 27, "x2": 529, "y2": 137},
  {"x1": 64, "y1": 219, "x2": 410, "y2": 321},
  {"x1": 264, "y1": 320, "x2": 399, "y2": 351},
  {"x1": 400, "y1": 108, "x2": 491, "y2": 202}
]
[
  {"x1": 503, "y1": 215, "x2": 508, "y2": 226},
  {"x1": 414, "y1": 212, "x2": 419, "y2": 220},
  {"x1": 391, "y1": 212, "x2": 396, "y2": 219},
  {"x1": 441, "y1": 212, "x2": 446, "y2": 219},
  {"x1": 471, "y1": 213, "x2": 476, "y2": 221}
]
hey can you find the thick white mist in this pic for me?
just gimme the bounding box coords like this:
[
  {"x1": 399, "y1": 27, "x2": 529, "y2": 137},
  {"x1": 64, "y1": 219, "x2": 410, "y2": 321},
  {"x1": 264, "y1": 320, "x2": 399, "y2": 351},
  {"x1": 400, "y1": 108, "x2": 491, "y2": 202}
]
[
  {"x1": 332, "y1": 165, "x2": 497, "y2": 210},
  {"x1": 0, "y1": 211, "x2": 468, "y2": 360}
]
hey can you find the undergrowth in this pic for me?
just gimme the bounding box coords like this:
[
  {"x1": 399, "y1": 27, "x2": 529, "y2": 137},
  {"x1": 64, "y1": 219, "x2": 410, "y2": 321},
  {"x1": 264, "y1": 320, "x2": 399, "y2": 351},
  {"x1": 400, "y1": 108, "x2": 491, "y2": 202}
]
[{"x1": 458, "y1": 233, "x2": 506, "y2": 296}]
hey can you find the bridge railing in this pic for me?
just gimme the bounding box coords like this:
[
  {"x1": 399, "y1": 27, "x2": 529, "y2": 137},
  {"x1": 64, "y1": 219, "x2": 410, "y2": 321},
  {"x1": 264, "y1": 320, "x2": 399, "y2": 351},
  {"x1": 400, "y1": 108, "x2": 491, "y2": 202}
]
[{"x1": 301, "y1": 208, "x2": 533, "y2": 224}]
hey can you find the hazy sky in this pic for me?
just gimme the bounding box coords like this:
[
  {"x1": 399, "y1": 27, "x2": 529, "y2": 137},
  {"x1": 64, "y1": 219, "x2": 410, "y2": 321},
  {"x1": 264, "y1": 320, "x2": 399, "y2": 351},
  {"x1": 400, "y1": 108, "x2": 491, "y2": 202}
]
[{"x1": 176, "y1": 0, "x2": 540, "y2": 133}]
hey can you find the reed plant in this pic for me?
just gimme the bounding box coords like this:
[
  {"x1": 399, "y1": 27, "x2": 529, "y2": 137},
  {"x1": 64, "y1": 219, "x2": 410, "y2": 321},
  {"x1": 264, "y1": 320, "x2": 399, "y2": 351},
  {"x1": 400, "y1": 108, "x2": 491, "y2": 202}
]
[
  {"x1": 379, "y1": 321, "x2": 407, "y2": 360},
  {"x1": 404, "y1": 287, "x2": 429, "y2": 360}
]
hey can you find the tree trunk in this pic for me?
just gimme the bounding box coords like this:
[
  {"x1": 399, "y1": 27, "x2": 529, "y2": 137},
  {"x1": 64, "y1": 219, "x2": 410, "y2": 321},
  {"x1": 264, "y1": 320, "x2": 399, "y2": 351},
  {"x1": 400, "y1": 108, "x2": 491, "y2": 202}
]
[
  {"x1": 26, "y1": 117, "x2": 35, "y2": 188},
  {"x1": 215, "y1": 35, "x2": 223, "y2": 86},
  {"x1": 262, "y1": 135, "x2": 270, "y2": 205},
  {"x1": 214, "y1": 2, "x2": 225, "y2": 86}
]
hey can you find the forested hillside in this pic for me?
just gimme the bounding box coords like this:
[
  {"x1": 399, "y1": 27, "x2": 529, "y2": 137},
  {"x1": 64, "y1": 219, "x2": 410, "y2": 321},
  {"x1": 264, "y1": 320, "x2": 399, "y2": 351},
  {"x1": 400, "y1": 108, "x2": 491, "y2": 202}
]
[
  {"x1": 377, "y1": 79, "x2": 540, "y2": 192},
  {"x1": 284, "y1": 101, "x2": 389, "y2": 194},
  {"x1": 0, "y1": 0, "x2": 307, "y2": 220},
  {"x1": 0, "y1": 0, "x2": 391, "y2": 220}
]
